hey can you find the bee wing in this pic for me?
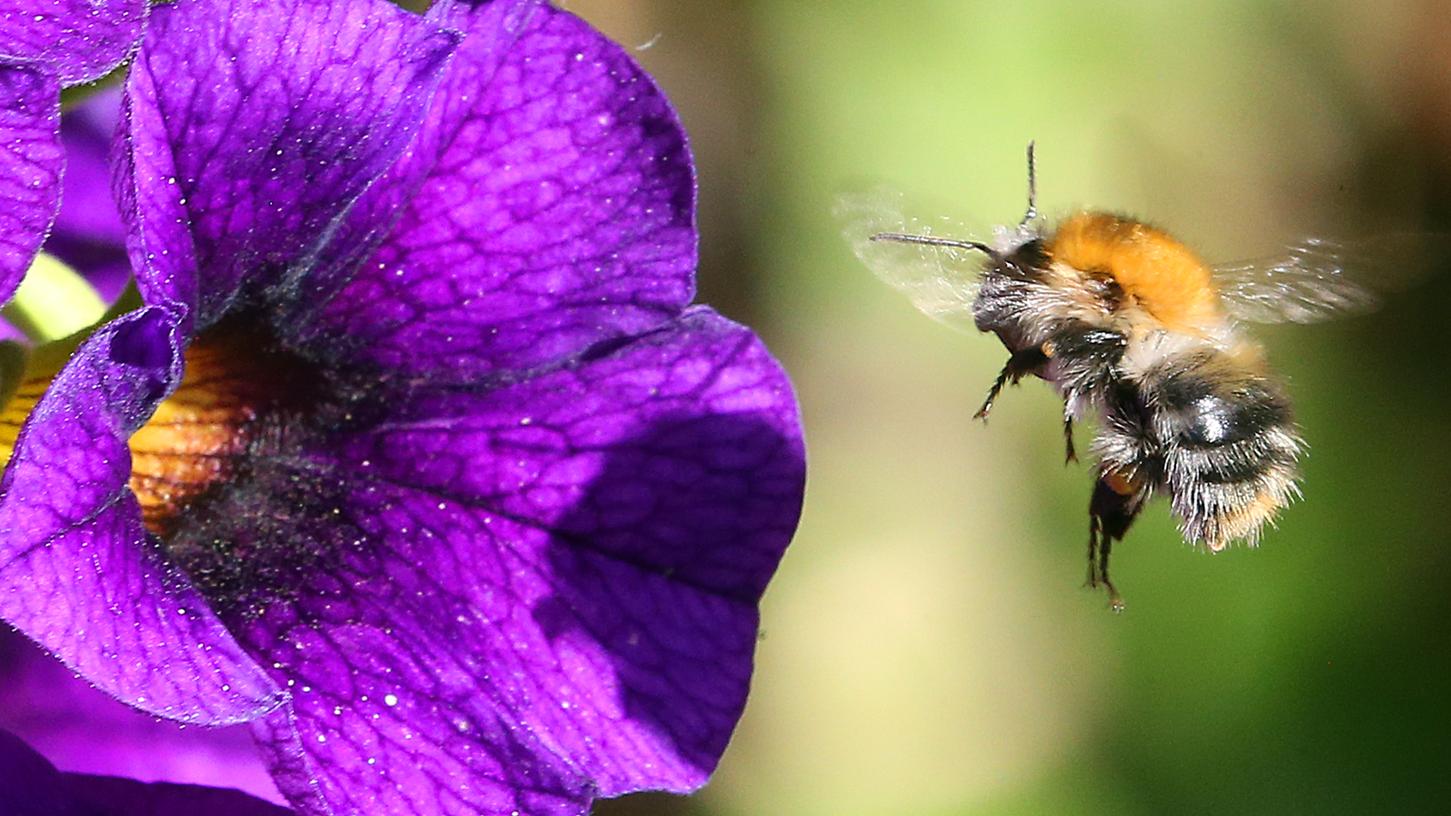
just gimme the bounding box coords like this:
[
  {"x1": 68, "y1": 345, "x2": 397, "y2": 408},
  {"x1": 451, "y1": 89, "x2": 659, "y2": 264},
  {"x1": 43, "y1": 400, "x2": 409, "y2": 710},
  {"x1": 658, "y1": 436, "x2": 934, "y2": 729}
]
[
  {"x1": 1211, "y1": 234, "x2": 1440, "y2": 324},
  {"x1": 835, "y1": 188, "x2": 984, "y2": 331}
]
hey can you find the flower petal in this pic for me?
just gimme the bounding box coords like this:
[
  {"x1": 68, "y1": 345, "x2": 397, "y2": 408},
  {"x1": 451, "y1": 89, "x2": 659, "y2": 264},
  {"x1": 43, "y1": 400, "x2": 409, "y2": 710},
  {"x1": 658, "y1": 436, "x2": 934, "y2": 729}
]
[
  {"x1": 283, "y1": 0, "x2": 545, "y2": 313},
  {"x1": 0, "y1": 727, "x2": 292, "y2": 816},
  {"x1": 0, "y1": 307, "x2": 284, "y2": 724},
  {"x1": 292, "y1": 2, "x2": 696, "y2": 379},
  {"x1": 246, "y1": 700, "x2": 584, "y2": 816},
  {"x1": 0, "y1": 628, "x2": 284, "y2": 804},
  {"x1": 338, "y1": 307, "x2": 804, "y2": 604},
  {"x1": 167, "y1": 310, "x2": 803, "y2": 814},
  {"x1": 0, "y1": 0, "x2": 147, "y2": 86},
  {"x1": 115, "y1": 0, "x2": 460, "y2": 333},
  {"x1": 0, "y1": 63, "x2": 61, "y2": 305}
]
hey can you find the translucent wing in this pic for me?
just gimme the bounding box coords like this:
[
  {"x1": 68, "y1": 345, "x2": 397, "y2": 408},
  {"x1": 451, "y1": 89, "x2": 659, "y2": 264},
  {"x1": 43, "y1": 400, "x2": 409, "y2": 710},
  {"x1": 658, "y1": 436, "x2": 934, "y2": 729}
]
[
  {"x1": 1211, "y1": 234, "x2": 1440, "y2": 324},
  {"x1": 835, "y1": 187, "x2": 986, "y2": 331}
]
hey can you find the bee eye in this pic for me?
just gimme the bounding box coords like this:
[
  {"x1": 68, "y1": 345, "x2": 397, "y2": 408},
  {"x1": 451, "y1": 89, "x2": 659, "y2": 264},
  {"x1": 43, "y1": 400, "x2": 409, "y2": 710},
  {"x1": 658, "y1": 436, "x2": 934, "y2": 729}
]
[
  {"x1": 999, "y1": 239, "x2": 1048, "y2": 279},
  {"x1": 1014, "y1": 239, "x2": 1047, "y2": 268}
]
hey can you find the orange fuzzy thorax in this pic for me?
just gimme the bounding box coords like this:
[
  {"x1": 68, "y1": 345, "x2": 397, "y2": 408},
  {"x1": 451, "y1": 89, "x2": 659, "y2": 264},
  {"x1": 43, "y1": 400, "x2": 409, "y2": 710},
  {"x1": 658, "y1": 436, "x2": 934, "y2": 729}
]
[{"x1": 1047, "y1": 212, "x2": 1223, "y2": 333}]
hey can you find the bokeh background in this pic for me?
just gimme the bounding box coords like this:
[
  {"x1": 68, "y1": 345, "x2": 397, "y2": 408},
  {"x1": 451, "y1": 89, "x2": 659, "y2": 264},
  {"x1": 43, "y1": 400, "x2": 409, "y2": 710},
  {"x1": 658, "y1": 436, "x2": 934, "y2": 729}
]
[
  {"x1": 571, "y1": 1, "x2": 1451, "y2": 814},
  {"x1": 5, "y1": 1, "x2": 1450, "y2": 814}
]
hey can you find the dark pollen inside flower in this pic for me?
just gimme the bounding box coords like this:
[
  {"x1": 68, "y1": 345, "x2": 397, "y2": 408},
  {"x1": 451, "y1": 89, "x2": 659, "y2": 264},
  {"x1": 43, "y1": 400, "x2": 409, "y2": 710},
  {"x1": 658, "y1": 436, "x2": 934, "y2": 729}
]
[
  {"x1": 134, "y1": 315, "x2": 399, "y2": 618},
  {"x1": 127, "y1": 319, "x2": 318, "y2": 539}
]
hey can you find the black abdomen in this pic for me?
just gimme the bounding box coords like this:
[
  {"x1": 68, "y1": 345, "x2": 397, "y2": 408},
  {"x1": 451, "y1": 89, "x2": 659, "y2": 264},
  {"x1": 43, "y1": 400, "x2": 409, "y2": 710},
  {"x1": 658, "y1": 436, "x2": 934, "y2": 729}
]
[{"x1": 1095, "y1": 345, "x2": 1302, "y2": 550}]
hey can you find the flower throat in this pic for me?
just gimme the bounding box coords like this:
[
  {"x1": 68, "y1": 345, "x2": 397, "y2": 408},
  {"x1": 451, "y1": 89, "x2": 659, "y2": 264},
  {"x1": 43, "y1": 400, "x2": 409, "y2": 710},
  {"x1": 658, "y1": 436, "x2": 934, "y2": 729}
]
[
  {"x1": 0, "y1": 320, "x2": 315, "y2": 538},
  {"x1": 128, "y1": 324, "x2": 317, "y2": 536}
]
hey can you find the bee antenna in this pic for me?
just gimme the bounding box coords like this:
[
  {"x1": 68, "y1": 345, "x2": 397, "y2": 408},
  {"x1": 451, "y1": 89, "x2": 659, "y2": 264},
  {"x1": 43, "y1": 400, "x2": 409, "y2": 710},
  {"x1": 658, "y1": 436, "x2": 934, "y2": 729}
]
[
  {"x1": 869, "y1": 232, "x2": 995, "y2": 256},
  {"x1": 1019, "y1": 140, "x2": 1038, "y2": 228}
]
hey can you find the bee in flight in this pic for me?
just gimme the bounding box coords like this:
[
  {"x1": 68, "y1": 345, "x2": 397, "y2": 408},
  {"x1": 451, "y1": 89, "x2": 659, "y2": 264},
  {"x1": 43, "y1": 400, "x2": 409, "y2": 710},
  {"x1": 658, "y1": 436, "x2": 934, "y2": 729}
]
[{"x1": 839, "y1": 143, "x2": 1393, "y2": 610}]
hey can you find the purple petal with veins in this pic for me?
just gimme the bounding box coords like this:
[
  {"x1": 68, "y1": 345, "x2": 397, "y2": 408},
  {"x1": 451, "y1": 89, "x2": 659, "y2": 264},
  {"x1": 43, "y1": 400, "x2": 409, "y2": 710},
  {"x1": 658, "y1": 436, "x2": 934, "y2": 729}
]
[
  {"x1": 0, "y1": 627, "x2": 284, "y2": 804},
  {"x1": 116, "y1": 0, "x2": 460, "y2": 332},
  {"x1": 1, "y1": 0, "x2": 145, "y2": 306},
  {"x1": 0, "y1": 307, "x2": 284, "y2": 723},
  {"x1": 293, "y1": 2, "x2": 696, "y2": 379},
  {"x1": 176, "y1": 310, "x2": 800, "y2": 814},
  {"x1": 0, "y1": 0, "x2": 148, "y2": 86},
  {"x1": 0, "y1": 63, "x2": 61, "y2": 304}
]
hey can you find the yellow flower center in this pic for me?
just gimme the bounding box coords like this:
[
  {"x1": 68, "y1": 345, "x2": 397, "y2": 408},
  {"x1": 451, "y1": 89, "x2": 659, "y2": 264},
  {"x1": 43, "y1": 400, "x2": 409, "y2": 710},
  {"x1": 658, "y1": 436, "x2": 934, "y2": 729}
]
[{"x1": 2, "y1": 327, "x2": 305, "y2": 538}]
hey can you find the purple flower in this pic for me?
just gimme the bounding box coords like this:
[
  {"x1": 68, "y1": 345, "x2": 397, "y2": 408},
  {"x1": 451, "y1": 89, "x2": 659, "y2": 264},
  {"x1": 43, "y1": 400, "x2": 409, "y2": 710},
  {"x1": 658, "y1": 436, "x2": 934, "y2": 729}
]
[
  {"x1": 0, "y1": 627, "x2": 284, "y2": 804},
  {"x1": 0, "y1": 0, "x2": 147, "y2": 302},
  {"x1": 0, "y1": 0, "x2": 805, "y2": 814},
  {"x1": 2, "y1": 89, "x2": 129, "y2": 343},
  {"x1": 1, "y1": 725, "x2": 291, "y2": 816}
]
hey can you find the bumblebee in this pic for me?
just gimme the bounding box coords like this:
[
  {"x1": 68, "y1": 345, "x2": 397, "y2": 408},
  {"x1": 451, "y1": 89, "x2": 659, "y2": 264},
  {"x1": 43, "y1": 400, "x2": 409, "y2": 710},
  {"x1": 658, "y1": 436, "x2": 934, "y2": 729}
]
[{"x1": 839, "y1": 144, "x2": 1386, "y2": 610}]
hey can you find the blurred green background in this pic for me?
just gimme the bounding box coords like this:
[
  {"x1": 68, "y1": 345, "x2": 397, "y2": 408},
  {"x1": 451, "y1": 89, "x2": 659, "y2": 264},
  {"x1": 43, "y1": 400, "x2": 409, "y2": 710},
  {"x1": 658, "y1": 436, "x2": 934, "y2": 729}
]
[{"x1": 568, "y1": 1, "x2": 1451, "y2": 814}]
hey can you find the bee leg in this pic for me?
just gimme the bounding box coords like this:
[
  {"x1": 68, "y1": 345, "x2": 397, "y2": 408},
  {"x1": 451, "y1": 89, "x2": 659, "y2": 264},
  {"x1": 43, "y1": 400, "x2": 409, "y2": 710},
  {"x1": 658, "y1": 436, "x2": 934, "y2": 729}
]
[
  {"x1": 1062, "y1": 412, "x2": 1078, "y2": 464},
  {"x1": 1085, "y1": 518, "x2": 1124, "y2": 612},
  {"x1": 1097, "y1": 534, "x2": 1124, "y2": 613},
  {"x1": 1087, "y1": 471, "x2": 1145, "y2": 612},
  {"x1": 974, "y1": 345, "x2": 1049, "y2": 421},
  {"x1": 973, "y1": 366, "x2": 1013, "y2": 420}
]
